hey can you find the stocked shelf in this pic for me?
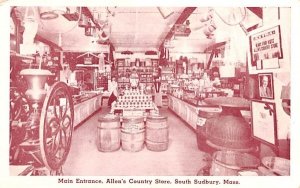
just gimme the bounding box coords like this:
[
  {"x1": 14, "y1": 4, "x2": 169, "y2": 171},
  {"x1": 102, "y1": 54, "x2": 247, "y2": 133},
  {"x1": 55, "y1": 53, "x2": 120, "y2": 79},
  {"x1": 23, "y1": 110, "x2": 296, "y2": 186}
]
[{"x1": 116, "y1": 58, "x2": 158, "y2": 88}]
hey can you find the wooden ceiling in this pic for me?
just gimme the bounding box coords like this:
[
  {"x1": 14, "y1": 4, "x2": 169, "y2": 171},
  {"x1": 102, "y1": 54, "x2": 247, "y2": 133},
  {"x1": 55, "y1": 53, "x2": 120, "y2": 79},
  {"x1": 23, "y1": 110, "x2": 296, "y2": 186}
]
[{"x1": 13, "y1": 7, "x2": 262, "y2": 53}]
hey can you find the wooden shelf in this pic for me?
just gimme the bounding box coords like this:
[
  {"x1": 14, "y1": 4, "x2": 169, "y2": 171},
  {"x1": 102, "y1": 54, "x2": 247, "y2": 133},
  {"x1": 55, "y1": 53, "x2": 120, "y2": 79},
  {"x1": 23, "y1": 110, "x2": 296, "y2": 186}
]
[{"x1": 116, "y1": 58, "x2": 158, "y2": 86}]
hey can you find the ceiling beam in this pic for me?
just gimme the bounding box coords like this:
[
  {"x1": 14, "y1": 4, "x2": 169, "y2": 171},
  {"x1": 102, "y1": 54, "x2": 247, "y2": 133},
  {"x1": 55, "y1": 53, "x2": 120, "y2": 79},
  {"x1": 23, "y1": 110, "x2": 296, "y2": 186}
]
[
  {"x1": 35, "y1": 34, "x2": 63, "y2": 51},
  {"x1": 204, "y1": 41, "x2": 226, "y2": 53},
  {"x1": 206, "y1": 49, "x2": 216, "y2": 70},
  {"x1": 247, "y1": 7, "x2": 263, "y2": 19},
  {"x1": 159, "y1": 7, "x2": 197, "y2": 50}
]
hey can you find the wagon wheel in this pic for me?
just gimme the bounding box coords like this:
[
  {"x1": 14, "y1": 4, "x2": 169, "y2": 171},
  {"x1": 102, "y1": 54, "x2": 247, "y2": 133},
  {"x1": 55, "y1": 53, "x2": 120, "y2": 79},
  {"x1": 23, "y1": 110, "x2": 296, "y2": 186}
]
[{"x1": 39, "y1": 82, "x2": 74, "y2": 171}]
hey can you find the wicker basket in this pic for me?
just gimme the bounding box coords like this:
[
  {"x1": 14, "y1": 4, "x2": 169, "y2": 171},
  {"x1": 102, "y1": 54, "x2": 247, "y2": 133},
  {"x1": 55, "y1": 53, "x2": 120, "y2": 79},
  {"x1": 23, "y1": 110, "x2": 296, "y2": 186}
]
[
  {"x1": 210, "y1": 150, "x2": 260, "y2": 176},
  {"x1": 262, "y1": 157, "x2": 290, "y2": 176}
]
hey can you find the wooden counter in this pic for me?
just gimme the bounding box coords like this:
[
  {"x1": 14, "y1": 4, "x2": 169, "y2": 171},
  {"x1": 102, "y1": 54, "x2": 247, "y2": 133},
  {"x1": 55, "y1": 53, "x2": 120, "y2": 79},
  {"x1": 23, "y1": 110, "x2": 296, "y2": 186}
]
[
  {"x1": 168, "y1": 94, "x2": 251, "y2": 131},
  {"x1": 73, "y1": 94, "x2": 102, "y2": 128},
  {"x1": 168, "y1": 94, "x2": 199, "y2": 130}
]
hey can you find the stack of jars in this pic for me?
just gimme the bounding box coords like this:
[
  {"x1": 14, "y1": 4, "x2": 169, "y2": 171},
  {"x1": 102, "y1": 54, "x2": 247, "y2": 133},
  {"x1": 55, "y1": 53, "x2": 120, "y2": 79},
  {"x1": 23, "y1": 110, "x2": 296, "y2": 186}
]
[{"x1": 116, "y1": 89, "x2": 153, "y2": 109}]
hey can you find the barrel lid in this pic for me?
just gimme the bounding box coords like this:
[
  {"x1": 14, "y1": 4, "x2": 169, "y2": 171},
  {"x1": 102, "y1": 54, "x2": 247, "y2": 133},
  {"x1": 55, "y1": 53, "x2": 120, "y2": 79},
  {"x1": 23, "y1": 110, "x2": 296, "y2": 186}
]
[
  {"x1": 147, "y1": 115, "x2": 167, "y2": 120},
  {"x1": 98, "y1": 114, "x2": 120, "y2": 122}
]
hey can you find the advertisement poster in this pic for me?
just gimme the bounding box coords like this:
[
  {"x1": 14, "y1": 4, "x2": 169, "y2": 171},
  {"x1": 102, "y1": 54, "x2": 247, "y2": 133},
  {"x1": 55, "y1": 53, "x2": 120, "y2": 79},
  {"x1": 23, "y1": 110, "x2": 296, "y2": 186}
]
[{"x1": 250, "y1": 25, "x2": 283, "y2": 67}]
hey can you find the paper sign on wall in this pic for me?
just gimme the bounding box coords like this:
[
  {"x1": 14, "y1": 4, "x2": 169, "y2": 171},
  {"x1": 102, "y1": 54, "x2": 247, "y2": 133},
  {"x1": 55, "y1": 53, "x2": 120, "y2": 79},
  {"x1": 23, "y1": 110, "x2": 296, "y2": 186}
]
[{"x1": 249, "y1": 25, "x2": 283, "y2": 68}]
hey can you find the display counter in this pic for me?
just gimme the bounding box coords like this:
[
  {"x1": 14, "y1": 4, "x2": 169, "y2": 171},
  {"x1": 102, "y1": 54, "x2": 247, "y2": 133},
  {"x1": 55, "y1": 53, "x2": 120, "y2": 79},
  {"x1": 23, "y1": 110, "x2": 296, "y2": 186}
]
[
  {"x1": 168, "y1": 94, "x2": 206, "y2": 130},
  {"x1": 168, "y1": 94, "x2": 250, "y2": 131},
  {"x1": 73, "y1": 93, "x2": 102, "y2": 128}
]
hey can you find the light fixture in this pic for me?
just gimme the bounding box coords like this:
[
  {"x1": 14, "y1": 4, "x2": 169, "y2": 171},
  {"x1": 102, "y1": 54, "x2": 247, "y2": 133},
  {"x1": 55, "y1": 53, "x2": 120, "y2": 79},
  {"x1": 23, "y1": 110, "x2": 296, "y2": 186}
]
[
  {"x1": 98, "y1": 11, "x2": 109, "y2": 28},
  {"x1": 157, "y1": 7, "x2": 174, "y2": 19},
  {"x1": 39, "y1": 7, "x2": 65, "y2": 20},
  {"x1": 40, "y1": 11, "x2": 58, "y2": 20},
  {"x1": 97, "y1": 25, "x2": 111, "y2": 42},
  {"x1": 203, "y1": 20, "x2": 216, "y2": 39},
  {"x1": 21, "y1": 7, "x2": 39, "y2": 54},
  {"x1": 199, "y1": 9, "x2": 214, "y2": 22},
  {"x1": 188, "y1": 9, "x2": 216, "y2": 39}
]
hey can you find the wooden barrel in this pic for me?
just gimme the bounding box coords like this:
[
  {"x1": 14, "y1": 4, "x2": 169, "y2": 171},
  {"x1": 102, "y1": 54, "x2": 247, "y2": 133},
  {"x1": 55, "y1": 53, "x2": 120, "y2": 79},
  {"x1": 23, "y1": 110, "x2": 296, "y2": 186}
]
[
  {"x1": 145, "y1": 116, "x2": 169, "y2": 151},
  {"x1": 210, "y1": 150, "x2": 260, "y2": 176},
  {"x1": 196, "y1": 107, "x2": 221, "y2": 153},
  {"x1": 121, "y1": 116, "x2": 145, "y2": 152},
  {"x1": 97, "y1": 115, "x2": 120, "y2": 152}
]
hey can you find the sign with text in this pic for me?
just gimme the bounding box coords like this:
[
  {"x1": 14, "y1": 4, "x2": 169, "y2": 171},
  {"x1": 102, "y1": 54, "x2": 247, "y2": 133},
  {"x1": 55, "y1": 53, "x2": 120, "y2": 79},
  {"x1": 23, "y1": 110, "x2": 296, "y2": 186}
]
[{"x1": 249, "y1": 25, "x2": 283, "y2": 67}]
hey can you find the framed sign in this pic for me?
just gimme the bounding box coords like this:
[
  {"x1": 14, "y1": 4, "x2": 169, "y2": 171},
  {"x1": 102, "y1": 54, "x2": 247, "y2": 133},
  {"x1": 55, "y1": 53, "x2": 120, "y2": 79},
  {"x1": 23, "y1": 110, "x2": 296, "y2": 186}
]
[
  {"x1": 258, "y1": 73, "x2": 274, "y2": 99},
  {"x1": 251, "y1": 100, "x2": 278, "y2": 148},
  {"x1": 249, "y1": 25, "x2": 283, "y2": 68},
  {"x1": 84, "y1": 57, "x2": 93, "y2": 65}
]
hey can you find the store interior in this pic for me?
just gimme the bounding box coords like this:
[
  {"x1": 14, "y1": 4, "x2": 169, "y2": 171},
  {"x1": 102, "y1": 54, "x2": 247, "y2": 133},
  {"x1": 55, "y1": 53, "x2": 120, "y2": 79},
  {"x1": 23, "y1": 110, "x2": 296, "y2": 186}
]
[{"x1": 9, "y1": 7, "x2": 290, "y2": 176}]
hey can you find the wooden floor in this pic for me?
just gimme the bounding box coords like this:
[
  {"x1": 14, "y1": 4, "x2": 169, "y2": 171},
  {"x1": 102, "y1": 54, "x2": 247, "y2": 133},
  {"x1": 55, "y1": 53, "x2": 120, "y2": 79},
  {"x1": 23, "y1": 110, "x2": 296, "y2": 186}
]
[{"x1": 63, "y1": 106, "x2": 209, "y2": 176}]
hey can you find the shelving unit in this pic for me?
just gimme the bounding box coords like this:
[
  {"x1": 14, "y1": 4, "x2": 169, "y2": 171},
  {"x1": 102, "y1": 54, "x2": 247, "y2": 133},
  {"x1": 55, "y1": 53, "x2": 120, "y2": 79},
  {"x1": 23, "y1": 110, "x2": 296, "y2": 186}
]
[
  {"x1": 97, "y1": 73, "x2": 110, "y2": 91},
  {"x1": 116, "y1": 58, "x2": 158, "y2": 89}
]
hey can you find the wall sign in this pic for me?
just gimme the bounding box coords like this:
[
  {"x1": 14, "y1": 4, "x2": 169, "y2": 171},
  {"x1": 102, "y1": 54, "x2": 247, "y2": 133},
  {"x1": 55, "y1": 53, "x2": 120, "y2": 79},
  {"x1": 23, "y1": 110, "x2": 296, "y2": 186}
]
[{"x1": 249, "y1": 25, "x2": 283, "y2": 69}]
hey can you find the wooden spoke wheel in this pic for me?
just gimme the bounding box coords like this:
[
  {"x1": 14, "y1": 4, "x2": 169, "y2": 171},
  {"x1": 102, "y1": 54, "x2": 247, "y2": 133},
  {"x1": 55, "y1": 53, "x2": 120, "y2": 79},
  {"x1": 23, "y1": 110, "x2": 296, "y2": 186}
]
[{"x1": 39, "y1": 82, "x2": 74, "y2": 171}]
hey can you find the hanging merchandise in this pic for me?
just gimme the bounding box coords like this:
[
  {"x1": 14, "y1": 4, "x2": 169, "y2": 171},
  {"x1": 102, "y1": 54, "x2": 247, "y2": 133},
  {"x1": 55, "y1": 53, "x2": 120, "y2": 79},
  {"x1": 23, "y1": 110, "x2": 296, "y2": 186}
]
[
  {"x1": 98, "y1": 53, "x2": 105, "y2": 71},
  {"x1": 159, "y1": 47, "x2": 165, "y2": 59},
  {"x1": 20, "y1": 7, "x2": 39, "y2": 55},
  {"x1": 109, "y1": 45, "x2": 114, "y2": 63},
  {"x1": 203, "y1": 20, "x2": 217, "y2": 39},
  {"x1": 93, "y1": 7, "x2": 111, "y2": 28},
  {"x1": 78, "y1": 13, "x2": 89, "y2": 27},
  {"x1": 62, "y1": 7, "x2": 80, "y2": 21},
  {"x1": 84, "y1": 19, "x2": 93, "y2": 36},
  {"x1": 69, "y1": 59, "x2": 77, "y2": 72},
  {"x1": 159, "y1": 47, "x2": 168, "y2": 66},
  {"x1": 166, "y1": 48, "x2": 169, "y2": 60},
  {"x1": 214, "y1": 7, "x2": 247, "y2": 26},
  {"x1": 97, "y1": 24, "x2": 111, "y2": 42},
  {"x1": 199, "y1": 9, "x2": 214, "y2": 22}
]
